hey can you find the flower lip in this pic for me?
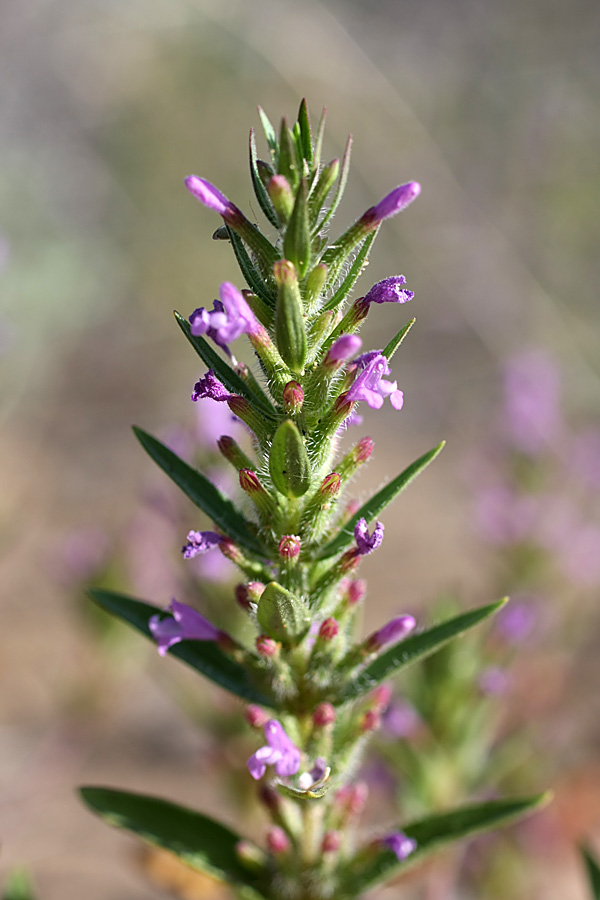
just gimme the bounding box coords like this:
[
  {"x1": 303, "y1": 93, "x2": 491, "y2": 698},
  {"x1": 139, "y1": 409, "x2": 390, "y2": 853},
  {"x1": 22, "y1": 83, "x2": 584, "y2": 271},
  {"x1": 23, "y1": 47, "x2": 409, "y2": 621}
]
[
  {"x1": 354, "y1": 517, "x2": 384, "y2": 556},
  {"x1": 364, "y1": 276, "x2": 414, "y2": 306},
  {"x1": 247, "y1": 719, "x2": 301, "y2": 781},
  {"x1": 381, "y1": 830, "x2": 417, "y2": 860},
  {"x1": 182, "y1": 530, "x2": 222, "y2": 559},
  {"x1": 189, "y1": 281, "x2": 259, "y2": 352},
  {"x1": 191, "y1": 369, "x2": 232, "y2": 403},
  {"x1": 346, "y1": 354, "x2": 404, "y2": 412}
]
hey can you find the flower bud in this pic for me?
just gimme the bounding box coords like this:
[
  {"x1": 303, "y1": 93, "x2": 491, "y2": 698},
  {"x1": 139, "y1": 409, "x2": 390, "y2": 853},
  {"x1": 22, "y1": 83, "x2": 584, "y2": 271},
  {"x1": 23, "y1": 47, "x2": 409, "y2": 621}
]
[
  {"x1": 313, "y1": 702, "x2": 336, "y2": 727},
  {"x1": 269, "y1": 419, "x2": 311, "y2": 499},
  {"x1": 273, "y1": 260, "x2": 307, "y2": 374},
  {"x1": 304, "y1": 263, "x2": 328, "y2": 310},
  {"x1": 324, "y1": 334, "x2": 363, "y2": 369},
  {"x1": 245, "y1": 705, "x2": 270, "y2": 728},
  {"x1": 267, "y1": 174, "x2": 294, "y2": 224},
  {"x1": 283, "y1": 178, "x2": 311, "y2": 278},
  {"x1": 319, "y1": 473, "x2": 341, "y2": 497},
  {"x1": 278, "y1": 535, "x2": 301, "y2": 560},
  {"x1": 259, "y1": 784, "x2": 281, "y2": 812},
  {"x1": 310, "y1": 158, "x2": 340, "y2": 216},
  {"x1": 335, "y1": 782, "x2": 368, "y2": 818},
  {"x1": 283, "y1": 380, "x2": 304, "y2": 414},
  {"x1": 322, "y1": 831, "x2": 341, "y2": 853},
  {"x1": 256, "y1": 635, "x2": 280, "y2": 658},
  {"x1": 346, "y1": 579, "x2": 366, "y2": 607},
  {"x1": 360, "y1": 709, "x2": 382, "y2": 733},
  {"x1": 218, "y1": 537, "x2": 244, "y2": 566},
  {"x1": 267, "y1": 826, "x2": 290, "y2": 854},
  {"x1": 318, "y1": 618, "x2": 339, "y2": 642},
  {"x1": 217, "y1": 435, "x2": 256, "y2": 472},
  {"x1": 365, "y1": 615, "x2": 416, "y2": 652},
  {"x1": 356, "y1": 437, "x2": 374, "y2": 464},
  {"x1": 370, "y1": 684, "x2": 392, "y2": 712}
]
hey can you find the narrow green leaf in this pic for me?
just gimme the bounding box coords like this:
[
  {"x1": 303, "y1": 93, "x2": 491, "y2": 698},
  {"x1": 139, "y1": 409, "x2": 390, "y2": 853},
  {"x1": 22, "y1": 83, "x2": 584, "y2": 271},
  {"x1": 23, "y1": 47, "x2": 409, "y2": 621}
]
[
  {"x1": 321, "y1": 229, "x2": 378, "y2": 313},
  {"x1": 342, "y1": 793, "x2": 551, "y2": 895},
  {"x1": 316, "y1": 134, "x2": 352, "y2": 233},
  {"x1": 226, "y1": 227, "x2": 277, "y2": 309},
  {"x1": 313, "y1": 442, "x2": 445, "y2": 560},
  {"x1": 249, "y1": 129, "x2": 279, "y2": 229},
  {"x1": 278, "y1": 119, "x2": 298, "y2": 189},
  {"x1": 90, "y1": 590, "x2": 276, "y2": 707},
  {"x1": 174, "y1": 312, "x2": 276, "y2": 418},
  {"x1": 340, "y1": 599, "x2": 508, "y2": 703},
  {"x1": 133, "y1": 427, "x2": 267, "y2": 557},
  {"x1": 80, "y1": 787, "x2": 268, "y2": 896},
  {"x1": 382, "y1": 318, "x2": 416, "y2": 362},
  {"x1": 297, "y1": 98, "x2": 314, "y2": 167},
  {"x1": 313, "y1": 108, "x2": 327, "y2": 173},
  {"x1": 257, "y1": 106, "x2": 278, "y2": 167},
  {"x1": 283, "y1": 179, "x2": 311, "y2": 279},
  {"x1": 581, "y1": 845, "x2": 600, "y2": 898}
]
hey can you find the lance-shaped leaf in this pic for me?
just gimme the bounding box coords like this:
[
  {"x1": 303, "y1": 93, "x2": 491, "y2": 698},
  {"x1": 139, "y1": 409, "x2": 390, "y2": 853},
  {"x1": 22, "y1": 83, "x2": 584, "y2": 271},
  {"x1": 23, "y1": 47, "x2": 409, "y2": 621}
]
[
  {"x1": 382, "y1": 318, "x2": 416, "y2": 362},
  {"x1": 341, "y1": 793, "x2": 550, "y2": 896},
  {"x1": 316, "y1": 134, "x2": 352, "y2": 234},
  {"x1": 258, "y1": 106, "x2": 279, "y2": 167},
  {"x1": 297, "y1": 98, "x2": 314, "y2": 169},
  {"x1": 80, "y1": 787, "x2": 268, "y2": 898},
  {"x1": 90, "y1": 590, "x2": 277, "y2": 707},
  {"x1": 313, "y1": 442, "x2": 444, "y2": 560},
  {"x1": 250, "y1": 129, "x2": 279, "y2": 229},
  {"x1": 339, "y1": 599, "x2": 507, "y2": 703},
  {"x1": 321, "y1": 228, "x2": 378, "y2": 313},
  {"x1": 226, "y1": 227, "x2": 277, "y2": 310},
  {"x1": 174, "y1": 312, "x2": 276, "y2": 418},
  {"x1": 582, "y1": 846, "x2": 600, "y2": 899},
  {"x1": 133, "y1": 427, "x2": 267, "y2": 558}
]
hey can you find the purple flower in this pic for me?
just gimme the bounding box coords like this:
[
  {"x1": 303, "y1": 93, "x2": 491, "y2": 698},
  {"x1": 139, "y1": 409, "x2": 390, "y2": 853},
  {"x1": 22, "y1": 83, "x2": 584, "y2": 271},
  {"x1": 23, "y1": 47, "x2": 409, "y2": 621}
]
[
  {"x1": 325, "y1": 334, "x2": 363, "y2": 367},
  {"x1": 191, "y1": 370, "x2": 232, "y2": 402},
  {"x1": 496, "y1": 598, "x2": 538, "y2": 643},
  {"x1": 381, "y1": 831, "x2": 417, "y2": 861},
  {"x1": 189, "y1": 282, "x2": 259, "y2": 352},
  {"x1": 149, "y1": 599, "x2": 220, "y2": 656},
  {"x1": 502, "y1": 350, "x2": 562, "y2": 454},
  {"x1": 367, "y1": 615, "x2": 416, "y2": 651},
  {"x1": 184, "y1": 176, "x2": 237, "y2": 218},
  {"x1": 364, "y1": 276, "x2": 414, "y2": 305},
  {"x1": 347, "y1": 354, "x2": 404, "y2": 411},
  {"x1": 363, "y1": 183, "x2": 421, "y2": 226},
  {"x1": 382, "y1": 699, "x2": 421, "y2": 739},
  {"x1": 354, "y1": 518, "x2": 384, "y2": 555},
  {"x1": 247, "y1": 720, "x2": 301, "y2": 781},
  {"x1": 182, "y1": 529, "x2": 222, "y2": 559}
]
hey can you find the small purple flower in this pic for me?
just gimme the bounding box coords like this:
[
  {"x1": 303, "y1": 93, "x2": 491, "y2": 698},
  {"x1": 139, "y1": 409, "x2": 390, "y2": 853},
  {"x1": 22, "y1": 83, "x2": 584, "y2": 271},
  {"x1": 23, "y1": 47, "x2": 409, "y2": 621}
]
[
  {"x1": 367, "y1": 615, "x2": 416, "y2": 651},
  {"x1": 382, "y1": 699, "x2": 421, "y2": 739},
  {"x1": 364, "y1": 276, "x2": 414, "y2": 305},
  {"x1": 189, "y1": 282, "x2": 259, "y2": 352},
  {"x1": 182, "y1": 529, "x2": 222, "y2": 559},
  {"x1": 247, "y1": 720, "x2": 301, "y2": 781},
  {"x1": 184, "y1": 176, "x2": 237, "y2": 218},
  {"x1": 149, "y1": 599, "x2": 220, "y2": 656},
  {"x1": 496, "y1": 598, "x2": 538, "y2": 643},
  {"x1": 324, "y1": 334, "x2": 363, "y2": 367},
  {"x1": 364, "y1": 183, "x2": 421, "y2": 226},
  {"x1": 347, "y1": 354, "x2": 404, "y2": 411},
  {"x1": 191, "y1": 369, "x2": 232, "y2": 402},
  {"x1": 381, "y1": 831, "x2": 417, "y2": 861},
  {"x1": 354, "y1": 518, "x2": 384, "y2": 555}
]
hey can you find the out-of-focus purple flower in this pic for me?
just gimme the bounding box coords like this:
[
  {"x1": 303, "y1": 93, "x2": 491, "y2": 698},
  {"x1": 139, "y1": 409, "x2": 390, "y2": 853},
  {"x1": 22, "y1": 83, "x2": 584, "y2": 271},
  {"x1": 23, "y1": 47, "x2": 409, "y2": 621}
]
[
  {"x1": 381, "y1": 831, "x2": 417, "y2": 861},
  {"x1": 149, "y1": 599, "x2": 220, "y2": 656},
  {"x1": 362, "y1": 183, "x2": 421, "y2": 226},
  {"x1": 558, "y1": 523, "x2": 600, "y2": 586},
  {"x1": 247, "y1": 720, "x2": 301, "y2": 780},
  {"x1": 347, "y1": 353, "x2": 404, "y2": 411},
  {"x1": 324, "y1": 334, "x2": 363, "y2": 367},
  {"x1": 366, "y1": 616, "x2": 416, "y2": 651},
  {"x1": 354, "y1": 518, "x2": 384, "y2": 555},
  {"x1": 569, "y1": 429, "x2": 600, "y2": 491},
  {"x1": 53, "y1": 526, "x2": 110, "y2": 585},
  {"x1": 479, "y1": 666, "x2": 510, "y2": 695},
  {"x1": 502, "y1": 350, "x2": 562, "y2": 454},
  {"x1": 189, "y1": 282, "x2": 259, "y2": 352},
  {"x1": 496, "y1": 598, "x2": 538, "y2": 643},
  {"x1": 474, "y1": 485, "x2": 538, "y2": 545},
  {"x1": 194, "y1": 397, "x2": 241, "y2": 447},
  {"x1": 185, "y1": 176, "x2": 237, "y2": 218},
  {"x1": 191, "y1": 369, "x2": 232, "y2": 402},
  {"x1": 364, "y1": 276, "x2": 414, "y2": 305},
  {"x1": 181, "y1": 529, "x2": 222, "y2": 559},
  {"x1": 382, "y1": 699, "x2": 421, "y2": 739}
]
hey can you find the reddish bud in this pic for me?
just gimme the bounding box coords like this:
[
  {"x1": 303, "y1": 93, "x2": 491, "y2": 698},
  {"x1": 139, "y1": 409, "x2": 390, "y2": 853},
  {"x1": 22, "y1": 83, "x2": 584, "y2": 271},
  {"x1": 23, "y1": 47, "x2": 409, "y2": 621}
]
[
  {"x1": 322, "y1": 831, "x2": 341, "y2": 853},
  {"x1": 217, "y1": 434, "x2": 235, "y2": 458},
  {"x1": 370, "y1": 684, "x2": 392, "y2": 712},
  {"x1": 245, "y1": 704, "x2": 270, "y2": 728},
  {"x1": 235, "y1": 584, "x2": 252, "y2": 610},
  {"x1": 347, "y1": 579, "x2": 366, "y2": 606},
  {"x1": 239, "y1": 468, "x2": 262, "y2": 493},
  {"x1": 340, "y1": 548, "x2": 361, "y2": 572},
  {"x1": 336, "y1": 782, "x2": 368, "y2": 817},
  {"x1": 319, "y1": 618, "x2": 339, "y2": 641},
  {"x1": 278, "y1": 535, "x2": 301, "y2": 559},
  {"x1": 356, "y1": 436, "x2": 374, "y2": 463},
  {"x1": 313, "y1": 702, "x2": 336, "y2": 727},
  {"x1": 360, "y1": 709, "x2": 382, "y2": 733},
  {"x1": 283, "y1": 380, "x2": 304, "y2": 413},
  {"x1": 219, "y1": 537, "x2": 243, "y2": 565},
  {"x1": 267, "y1": 826, "x2": 290, "y2": 854},
  {"x1": 256, "y1": 635, "x2": 280, "y2": 658},
  {"x1": 319, "y1": 473, "x2": 341, "y2": 497}
]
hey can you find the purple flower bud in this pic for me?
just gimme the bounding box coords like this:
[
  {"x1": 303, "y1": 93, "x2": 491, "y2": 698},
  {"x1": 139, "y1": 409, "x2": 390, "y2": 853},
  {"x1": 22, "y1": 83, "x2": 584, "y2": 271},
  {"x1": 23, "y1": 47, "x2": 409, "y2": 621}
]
[
  {"x1": 360, "y1": 182, "x2": 421, "y2": 229},
  {"x1": 267, "y1": 826, "x2": 290, "y2": 854},
  {"x1": 149, "y1": 599, "x2": 220, "y2": 656},
  {"x1": 184, "y1": 176, "x2": 237, "y2": 218},
  {"x1": 364, "y1": 276, "x2": 414, "y2": 305},
  {"x1": 191, "y1": 370, "x2": 232, "y2": 402},
  {"x1": 282, "y1": 380, "x2": 304, "y2": 413},
  {"x1": 189, "y1": 282, "x2": 259, "y2": 352},
  {"x1": 247, "y1": 719, "x2": 301, "y2": 780},
  {"x1": 381, "y1": 831, "x2": 417, "y2": 861},
  {"x1": 324, "y1": 334, "x2": 363, "y2": 367},
  {"x1": 181, "y1": 529, "x2": 222, "y2": 559},
  {"x1": 354, "y1": 518, "x2": 385, "y2": 556},
  {"x1": 313, "y1": 702, "x2": 336, "y2": 727},
  {"x1": 366, "y1": 615, "x2": 416, "y2": 652},
  {"x1": 346, "y1": 354, "x2": 404, "y2": 411}
]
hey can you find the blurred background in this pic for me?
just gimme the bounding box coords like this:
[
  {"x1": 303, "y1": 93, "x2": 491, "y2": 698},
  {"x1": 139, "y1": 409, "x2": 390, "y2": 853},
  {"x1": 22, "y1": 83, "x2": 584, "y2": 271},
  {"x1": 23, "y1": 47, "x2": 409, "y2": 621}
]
[{"x1": 1, "y1": 0, "x2": 600, "y2": 897}]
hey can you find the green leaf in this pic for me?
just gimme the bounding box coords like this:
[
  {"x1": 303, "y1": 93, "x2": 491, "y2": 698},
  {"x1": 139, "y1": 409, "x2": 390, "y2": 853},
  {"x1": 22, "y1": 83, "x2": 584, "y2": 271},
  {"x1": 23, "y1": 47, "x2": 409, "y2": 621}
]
[
  {"x1": 313, "y1": 441, "x2": 445, "y2": 560},
  {"x1": 90, "y1": 589, "x2": 276, "y2": 707},
  {"x1": 278, "y1": 119, "x2": 298, "y2": 189},
  {"x1": 257, "y1": 106, "x2": 278, "y2": 167},
  {"x1": 316, "y1": 134, "x2": 352, "y2": 233},
  {"x1": 342, "y1": 793, "x2": 551, "y2": 896},
  {"x1": 283, "y1": 179, "x2": 311, "y2": 279},
  {"x1": 2, "y1": 870, "x2": 36, "y2": 900},
  {"x1": 382, "y1": 318, "x2": 416, "y2": 362},
  {"x1": 174, "y1": 311, "x2": 276, "y2": 418},
  {"x1": 313, "y1": 108, "x2": 327, "y2": 173},
  {"x1": 321, "y1": 229, "x2": 378, "y2": 313},
  {"x1": 297, "y1": 98, "x2": 314, "y2": 168},
  {"x1": 249, "y1": 129, "x2": 279, "y2": 229},
  {"x1": 269, "y1": 419, "x2": 311, "y2": 498},
  {"x1": 80, "y1": 787, "x2": 267, "y2": 897},
  {"x1": 256, "y1": 582, "x2": 311, "y2": 643},
  {"x1": 340, "y1": 599, "x2": 508, "y2": 703},
  {"x1": 133, "y1": 427, "x2": 267, "y2": 558},
  {"x1": 226, "y1": 227, "x2": 277, "y2": 310},
  {"x1": 581, "y1": 845, "x2": 600, "y2": 898}
]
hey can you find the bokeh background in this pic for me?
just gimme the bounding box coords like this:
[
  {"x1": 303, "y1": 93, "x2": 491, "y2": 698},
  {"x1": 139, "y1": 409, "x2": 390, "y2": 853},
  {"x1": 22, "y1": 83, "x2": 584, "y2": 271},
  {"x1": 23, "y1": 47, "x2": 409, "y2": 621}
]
[{"x1": 2, "y1": 0, "x2": 600, "y2": 897}]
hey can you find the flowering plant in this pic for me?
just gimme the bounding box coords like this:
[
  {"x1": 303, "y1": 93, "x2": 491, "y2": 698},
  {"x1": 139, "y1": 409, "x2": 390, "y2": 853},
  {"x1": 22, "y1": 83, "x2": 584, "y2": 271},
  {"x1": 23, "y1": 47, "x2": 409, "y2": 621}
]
[{"x1": 81, "y1": 101, "x2": 547, "y2": 899}]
